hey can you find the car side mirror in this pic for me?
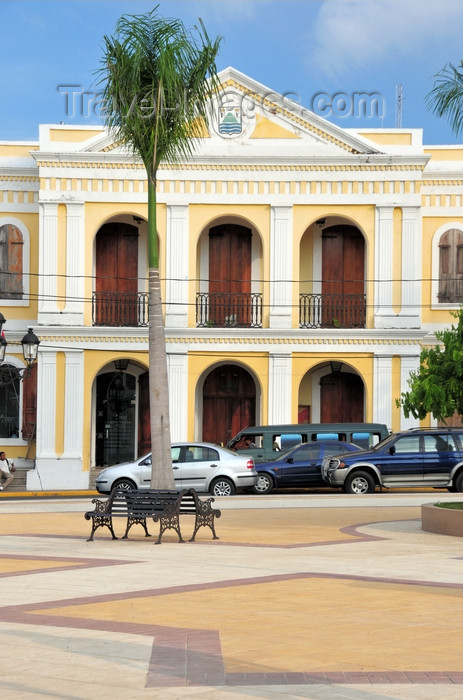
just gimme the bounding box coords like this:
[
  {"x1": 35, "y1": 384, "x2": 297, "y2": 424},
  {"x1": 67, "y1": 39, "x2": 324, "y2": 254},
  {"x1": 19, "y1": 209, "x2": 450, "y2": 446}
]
[
  {"x1": 389, "y1": 446, "x2": 396, "y2": 455},
  {"x1": 286, "y1": 458, "x2": 294, "y2": 464}
]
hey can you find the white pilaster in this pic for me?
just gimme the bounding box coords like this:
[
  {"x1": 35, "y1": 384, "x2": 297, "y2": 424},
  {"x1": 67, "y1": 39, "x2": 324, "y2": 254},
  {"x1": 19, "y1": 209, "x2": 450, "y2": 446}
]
[
  {"x1": 400, "y1": 355, "x2": 421, "y2": 429},
  {"x1": 168, "y1": 352, "x2": 188, "y2": 441},
  {"x1": 62, "y1": 350, "x2": 84, "y2": 458},
  {"x1": 270, "y1": 206, "x2": 292, "y2": 329},
  {"x1": 373, "y1": 355, "x2": 392, "y2": 428},
  {"x1": 268, "y1": 352, "x2": 292, "y2": 424},
  {"x1": 165, "y1": 205, "x2": 189, "y2": 328},
  {"x1": 399, "y1": 206, "x2": 421, "y2": 326},
  {"x1": 374, "y1": 206, "x2": 394, "y2": 326},
  {"x1": 38, "y1": 202, "x2": 59, "y2": 320},
  {"x1": 63, "y1": 202, "x2": 85, "y2": 323},
  {"x1": 36, "y1": 350, "x2": 57, "y2": 458}
]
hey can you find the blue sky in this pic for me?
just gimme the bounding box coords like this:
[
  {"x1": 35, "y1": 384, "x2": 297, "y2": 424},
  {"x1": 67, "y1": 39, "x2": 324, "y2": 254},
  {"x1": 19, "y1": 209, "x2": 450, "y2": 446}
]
[{"x1": 1, "y1": 0, "x2": 462, "y2": 144}]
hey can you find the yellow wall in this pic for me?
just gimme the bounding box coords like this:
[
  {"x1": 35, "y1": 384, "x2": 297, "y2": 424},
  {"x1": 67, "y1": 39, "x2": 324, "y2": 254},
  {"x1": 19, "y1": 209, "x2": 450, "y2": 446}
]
[
  {"x1": 187, "y1": 351, "x2": 269, "y2": 439},
  {"x1": 82, "y1": 350, "x2": 149, "y2": 470},
  {"x1": 292, "y1": 353, "x2": 374, "y2": 422},
  {"x1": 188, "y1": 204, "x2": 271, "y2": 326},
  {"x1": 293, "y1": 204, "x2": 376, "y2": 327}
]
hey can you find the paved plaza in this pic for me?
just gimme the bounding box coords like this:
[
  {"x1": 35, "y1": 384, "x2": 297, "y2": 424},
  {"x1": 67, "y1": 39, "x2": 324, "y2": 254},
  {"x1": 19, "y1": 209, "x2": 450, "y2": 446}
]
[{"x1": 0, "y1": 490, "x2": 462, "y2": 699}]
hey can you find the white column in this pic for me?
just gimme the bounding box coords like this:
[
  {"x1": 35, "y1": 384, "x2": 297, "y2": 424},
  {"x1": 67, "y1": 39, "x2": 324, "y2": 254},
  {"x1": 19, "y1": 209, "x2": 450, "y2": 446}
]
[
  {"x1": 62, "y1": 350, "x2": 84, "y2": 458},
  {"x1": 38, "y1": 202, "x2": 59, "y2": 320},
  {"x1": 36, "y1": 350, "x2": 57, "y2": 458},
  {"x1": 400, "y1": 206, "x2": 421, "y2": 325},
  {"x1": 270, "y1": 206, "x2": 293, "y2": 329},
  {"x1": 374, "y1": 206, "x2": 394, "y2": 327},
  {"x1": 165, "y1": 205, "x2": 189, "y2": 328},
  {"x1": 400, "y1": 355, "x2": 421, "y2": 429},
  {"x1": 64, "y1": 202, "x2": 85, "y2": 323},
  {"x1": 373, "y1": 355, "x2": 392, "y2": 428},
  {"x1": 167, "y1": 351, "x2": 188, "y2": 441},
  {"x1": 268, "y1": 352, "x2": 292, "y2": 424}
]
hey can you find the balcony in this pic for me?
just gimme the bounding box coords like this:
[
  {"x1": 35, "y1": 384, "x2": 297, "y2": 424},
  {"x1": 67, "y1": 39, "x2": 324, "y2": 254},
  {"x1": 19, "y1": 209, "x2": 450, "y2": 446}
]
[
  {"x1": 299, "y1": 293, "x2": 366, "y2": 329},
  {"x1": 92, "y1": 292, "x2": 149, "y2": 327},
  {"x1": 196, "y1": 292, "x2": 263, "y2": 328}
]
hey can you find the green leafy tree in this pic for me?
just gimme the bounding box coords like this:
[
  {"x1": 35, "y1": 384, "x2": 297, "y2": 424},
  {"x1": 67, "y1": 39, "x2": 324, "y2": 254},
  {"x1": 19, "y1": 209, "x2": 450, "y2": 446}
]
[
  {"x1": 397, "y1": 310, "x2": 463, "y2": 422},
  {"x1": 97, "y1": 7, "x2": 221, "y2": 488},
  {"x1": 426, "y1": 60, "x2": 463, "y2": 137}
]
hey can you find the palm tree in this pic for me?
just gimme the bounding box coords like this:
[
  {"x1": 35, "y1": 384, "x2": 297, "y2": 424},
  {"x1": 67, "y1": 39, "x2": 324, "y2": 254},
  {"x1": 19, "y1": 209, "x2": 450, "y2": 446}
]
[
  {"x1": 426, "y1": 60, "x2": 463, "y2": 137},
  {"x1": 97, "y1": 7, "x2": 221, "y2": 488}
]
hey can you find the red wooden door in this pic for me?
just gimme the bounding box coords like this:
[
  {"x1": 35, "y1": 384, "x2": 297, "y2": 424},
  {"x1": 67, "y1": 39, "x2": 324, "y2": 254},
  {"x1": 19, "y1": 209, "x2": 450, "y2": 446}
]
[
  {"x1": 322, "y1": 225, "x2": 365, "y2": 327},
  {"x1": 22, "y1": 363, "x2": 37, "y2": 442},
  {"x1": 209, "y1": 224, "x2": 252, "y2": 326},
  {"x1": 138, "y1": 372, "x2": 151, "y2": 456},
  {"x1": 320, "y1": 373, "x2": 364, "y2": 422},
  {"x1": 203, "y1": 365, "x2": 256, "y2": 445},
  {"x1": 95, "y1": 223, "x2": 138, "y2": 325}
]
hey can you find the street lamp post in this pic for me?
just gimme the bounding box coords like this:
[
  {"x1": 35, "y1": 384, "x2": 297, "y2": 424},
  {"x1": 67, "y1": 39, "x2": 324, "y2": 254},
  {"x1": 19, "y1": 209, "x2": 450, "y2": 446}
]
[{"x1": 0, "y1": 316, "x2": 40, "y2": 385}]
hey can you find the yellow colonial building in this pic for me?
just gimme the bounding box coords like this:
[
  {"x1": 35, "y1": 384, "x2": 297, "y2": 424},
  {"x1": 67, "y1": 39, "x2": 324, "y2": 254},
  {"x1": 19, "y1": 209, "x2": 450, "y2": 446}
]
[{"x1": 0, "y1": 68, "x2": 462, "y2": 489}]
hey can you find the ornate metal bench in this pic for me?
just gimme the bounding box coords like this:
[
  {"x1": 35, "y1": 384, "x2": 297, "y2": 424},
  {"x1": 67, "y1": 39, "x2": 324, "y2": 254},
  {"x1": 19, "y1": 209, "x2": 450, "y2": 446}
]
[{"x1": 84, "y1": 488, "x2": 221, "y2": 544}]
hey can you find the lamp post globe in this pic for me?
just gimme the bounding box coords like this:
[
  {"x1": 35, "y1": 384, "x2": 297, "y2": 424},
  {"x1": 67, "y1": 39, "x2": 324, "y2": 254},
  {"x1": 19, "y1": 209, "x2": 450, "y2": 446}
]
[{"x1": 21, "y1": 327, "x2": 40, "y2": 366}]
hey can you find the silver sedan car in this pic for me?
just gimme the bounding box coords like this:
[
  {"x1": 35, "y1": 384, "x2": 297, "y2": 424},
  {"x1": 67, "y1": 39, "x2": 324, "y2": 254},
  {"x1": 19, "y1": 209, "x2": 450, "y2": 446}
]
[{"x1": 95, "y1": 442, "x2": 258, "y2": 496}]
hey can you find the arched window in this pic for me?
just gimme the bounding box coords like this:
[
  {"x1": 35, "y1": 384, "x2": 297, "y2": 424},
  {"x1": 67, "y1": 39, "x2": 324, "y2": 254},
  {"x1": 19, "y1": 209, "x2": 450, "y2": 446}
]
[
  {"x1": 438, "y1": 229, "x2": 463, "y2": 304},
  {"x1": 0, "y1": 224, "x2": 23, "y2": 299}
]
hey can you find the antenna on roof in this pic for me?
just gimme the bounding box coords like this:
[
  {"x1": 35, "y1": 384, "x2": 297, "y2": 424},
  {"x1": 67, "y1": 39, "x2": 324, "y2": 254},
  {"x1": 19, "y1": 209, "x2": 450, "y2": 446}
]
[{"x1": 395, "y1": 84, "x2": 403, "y2": 128}]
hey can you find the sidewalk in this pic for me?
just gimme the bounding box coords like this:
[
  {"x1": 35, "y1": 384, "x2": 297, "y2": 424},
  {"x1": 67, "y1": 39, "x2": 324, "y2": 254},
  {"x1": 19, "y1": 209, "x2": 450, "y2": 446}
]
[{"x1": 0, "y1": 491, "x2": 461, "y2": 699}]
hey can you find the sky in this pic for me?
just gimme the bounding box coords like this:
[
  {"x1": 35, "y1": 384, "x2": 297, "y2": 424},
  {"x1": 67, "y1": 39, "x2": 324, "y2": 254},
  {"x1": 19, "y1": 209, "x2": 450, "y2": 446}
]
[{"x1": 1, "y1": 0, "x2": 462, "y2": 144}]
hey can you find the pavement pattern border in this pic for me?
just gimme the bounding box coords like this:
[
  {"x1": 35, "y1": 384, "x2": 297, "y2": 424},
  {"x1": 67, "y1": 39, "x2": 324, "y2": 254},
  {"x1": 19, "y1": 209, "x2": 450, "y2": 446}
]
[{"x1": 0, "y1": 492, "x2": 461, "y2": 698}]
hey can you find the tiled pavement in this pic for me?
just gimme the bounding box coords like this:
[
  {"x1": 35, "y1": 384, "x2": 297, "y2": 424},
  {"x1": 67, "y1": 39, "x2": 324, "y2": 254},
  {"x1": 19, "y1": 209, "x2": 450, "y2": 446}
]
[{"x1": 0, "y1": 490, "x2": 462, "y2": 699}]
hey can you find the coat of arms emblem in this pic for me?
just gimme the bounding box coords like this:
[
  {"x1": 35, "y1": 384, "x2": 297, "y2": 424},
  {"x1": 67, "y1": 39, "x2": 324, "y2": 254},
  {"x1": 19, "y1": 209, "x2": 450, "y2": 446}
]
[{"x1": 218, "y1": 95, "x2": 242, "y2": 136}]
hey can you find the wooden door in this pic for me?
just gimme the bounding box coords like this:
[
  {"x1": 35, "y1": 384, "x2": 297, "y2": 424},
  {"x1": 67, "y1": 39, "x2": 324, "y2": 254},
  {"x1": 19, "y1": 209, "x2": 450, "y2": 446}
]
[
  {"x1": 0, "y1": 224, "x2": 23, "y2": 299},
  {"x1": 438, "y1": 229, "x2": 463, "y2": 303},
  {"x1": 322, "y1": 225, "x2": 365, "y2": 327},
  {"x1": 95, "y1": 223, "x2": 138, "y2": 325},
  {"x1": 22, "y1": 363, "x2": 37, "y2": 442},
  {"x1": 209, "y1": 224, "x2": 252, "y2": 326},
  {"x1": 138, "y1": 372, "x2": 151, "y2": 456},
  {"x1": 320, "y1": 373, "x2": 364, "y2": 422},
  {"x1": 203, "y1": 365, "x2": 256, "y2": 445}
]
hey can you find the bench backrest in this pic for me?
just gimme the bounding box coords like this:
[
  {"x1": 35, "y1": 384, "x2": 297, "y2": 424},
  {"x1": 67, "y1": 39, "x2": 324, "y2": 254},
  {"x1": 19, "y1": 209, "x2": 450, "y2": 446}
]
[{"x1": 114, "y1": 488, "x2": 199, "y2": 516}]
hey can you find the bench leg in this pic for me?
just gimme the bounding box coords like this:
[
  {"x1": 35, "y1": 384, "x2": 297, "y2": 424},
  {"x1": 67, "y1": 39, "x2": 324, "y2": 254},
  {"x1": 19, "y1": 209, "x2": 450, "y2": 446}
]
[
  {"x1": 122, "y1": 516, "x2": 151, "y2": 539},
  {"x1": 87, "y1": 516, "x2": 118, "y2": 542},
  {"x1": 190, "y1": 513, "x2": 220, "y2": 542},
  {"x1": 154, "y1": 516, "x2": 184, "y2": 544}
]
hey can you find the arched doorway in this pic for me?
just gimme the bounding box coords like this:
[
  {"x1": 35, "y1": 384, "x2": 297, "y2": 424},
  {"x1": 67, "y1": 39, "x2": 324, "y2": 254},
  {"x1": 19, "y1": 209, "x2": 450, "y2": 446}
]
[
  {"x1": 322, "y1": 224, "x2": 365, "y2": 327},
  {"x1": 320, "y1": 372, "x2": 364, "y2": 422},
  {"x1": 94, "y1": 222, "x2": 139, "y2": 326},
  {"x1": 202, "y1": 364, "x2": 256, "y2": 445},
  {"x1": 208, "y1": 223, "x2": 252, "y2": 326},
  {"x1": 95, "y1": 371, "x2": 136, "y2": 466}
]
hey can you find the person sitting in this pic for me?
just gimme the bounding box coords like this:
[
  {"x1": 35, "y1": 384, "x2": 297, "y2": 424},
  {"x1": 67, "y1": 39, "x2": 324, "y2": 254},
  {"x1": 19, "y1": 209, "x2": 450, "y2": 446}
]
[
  {"x1": 243, "y1": 437, "x2": 256, "y2": 448},
  {"x1": 0, "y1": 451, "x2": 15, "y2": 491}
]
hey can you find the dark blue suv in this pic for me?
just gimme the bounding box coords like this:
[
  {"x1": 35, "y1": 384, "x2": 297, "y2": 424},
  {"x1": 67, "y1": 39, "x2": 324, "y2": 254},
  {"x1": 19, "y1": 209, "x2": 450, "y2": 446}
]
[
  {"x1": 322, "y1": 428, "x2": 463, "y2": 494},
  {"x1": 252, "y1": 440, "x2": 362, "y2": 494}
]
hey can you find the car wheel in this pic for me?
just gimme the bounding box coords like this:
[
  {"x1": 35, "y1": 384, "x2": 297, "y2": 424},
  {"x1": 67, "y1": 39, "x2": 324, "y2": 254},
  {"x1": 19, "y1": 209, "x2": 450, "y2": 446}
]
[
  {"x1": 344, "y1": 471, "x2": 375, "y2": 494},
  {"x1": 112, "y1": 478, "x2": 137, "y2": 492},
  {"x1": 211, "y1": 477, "x2": 235, "y2": 497},
  {"x1": 454, "y1": 471, "x2": 463, "y2": 493},
  {"x1": 253, "y1": 473, "x2": 274, "y2": 494}
]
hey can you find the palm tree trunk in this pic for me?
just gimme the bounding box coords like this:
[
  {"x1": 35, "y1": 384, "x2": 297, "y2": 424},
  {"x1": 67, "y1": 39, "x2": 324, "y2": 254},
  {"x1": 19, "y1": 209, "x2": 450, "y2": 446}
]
[{"x1": 148, "y1": 179, "x2": 174, "y2": 488}]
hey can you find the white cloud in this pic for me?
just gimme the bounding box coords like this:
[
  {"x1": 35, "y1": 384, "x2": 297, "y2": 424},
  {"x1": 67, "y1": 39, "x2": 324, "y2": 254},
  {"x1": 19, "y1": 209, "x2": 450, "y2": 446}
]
[{"x1": 305, "y1": 0, "x2": 463, "y2": 79}]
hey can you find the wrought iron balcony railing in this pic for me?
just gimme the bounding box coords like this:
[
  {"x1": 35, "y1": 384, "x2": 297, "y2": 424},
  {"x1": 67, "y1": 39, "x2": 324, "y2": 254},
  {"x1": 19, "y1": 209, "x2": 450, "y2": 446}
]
[
  {"x1": 299, "y1": 293, "x2": 366, "y2": 329},
  {"x1": 196, "y1": 292, "x2": 263, "y2": 328},
  {"x1": 92, "y1": 292, "x2": 149, "y2": 327}
]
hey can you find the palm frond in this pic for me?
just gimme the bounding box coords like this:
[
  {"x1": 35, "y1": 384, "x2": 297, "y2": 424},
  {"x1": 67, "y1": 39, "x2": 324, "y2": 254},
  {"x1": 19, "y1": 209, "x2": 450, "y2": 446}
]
[
  {"x1": 426, "y1": 60, "x2": 463, "y2": 137},
  {"x1": 95, "y1": 6, "x2": 222, "y2": 180}
]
